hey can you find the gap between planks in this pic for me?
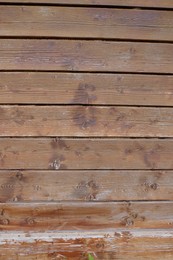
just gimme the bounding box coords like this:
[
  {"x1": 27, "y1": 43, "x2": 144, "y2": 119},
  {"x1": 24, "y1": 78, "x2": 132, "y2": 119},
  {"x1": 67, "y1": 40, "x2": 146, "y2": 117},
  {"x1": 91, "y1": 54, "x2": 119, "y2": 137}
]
[{"x1": 0, "y1": 0, "x2": 173, "y2": 9}]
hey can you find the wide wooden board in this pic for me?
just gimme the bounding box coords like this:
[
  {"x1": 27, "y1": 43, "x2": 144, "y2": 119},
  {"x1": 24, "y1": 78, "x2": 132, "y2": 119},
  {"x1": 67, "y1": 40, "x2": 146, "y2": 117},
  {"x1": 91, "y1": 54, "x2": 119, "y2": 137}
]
[
  {"x1": 0, "y1": 138, "x2": 173, "y2": 170},
  {"x1": 1, "y1": 230, "x2": 173, "y2": 259},
  {"x1": 1, "y1": 105, "x2": 173, "y2": 137},
  {"x1": 0, "y1": 202, "x2": 173, "y2": 230},
  {"x1": 0, "y1": 40, "x2": 173, "y2": 73},
  {"x1": 1, "y1": 73, "x2": 173, "y2": 106},
  {"x1": 1, "y1": 0, "x2": 173, "y2": 8},
  {"x1": 1, "y1": 6, "x2": 173, "y2": 41},
  {"x1": 0, "y1": 170, "x2": 172, "y2": 202}
]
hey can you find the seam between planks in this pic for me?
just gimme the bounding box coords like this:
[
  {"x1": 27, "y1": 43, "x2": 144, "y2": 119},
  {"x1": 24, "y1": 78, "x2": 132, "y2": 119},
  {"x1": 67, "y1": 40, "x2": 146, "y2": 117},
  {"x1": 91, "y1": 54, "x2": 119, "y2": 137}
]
[{"x1": 0, "y1": 2, "x2": 173, "y2": 11}]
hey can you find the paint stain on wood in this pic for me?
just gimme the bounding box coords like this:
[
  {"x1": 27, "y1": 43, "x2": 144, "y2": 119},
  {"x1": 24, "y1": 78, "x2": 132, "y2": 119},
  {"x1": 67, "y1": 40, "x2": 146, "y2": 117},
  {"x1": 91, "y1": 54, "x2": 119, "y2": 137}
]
[
  {"x1": 73, "y1": 106, "x2": 97, "y2": 130},
  {"x1": 73, "y1": 83, "x2": 97, "y2": 104},
  {"x1": 51, "y1": 138, "x2": 70, "y2": 150}
]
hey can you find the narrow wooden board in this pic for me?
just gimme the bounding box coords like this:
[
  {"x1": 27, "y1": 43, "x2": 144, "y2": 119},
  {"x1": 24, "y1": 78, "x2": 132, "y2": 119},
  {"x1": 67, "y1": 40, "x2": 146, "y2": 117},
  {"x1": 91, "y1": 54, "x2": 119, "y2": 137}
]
[
  {"x1": 0, "y1": 170, "x2": 172, "y2": 202},
  {"x1": 1, "y1": 0, "x2": 173, "y2": 8},
  {"x1": 0, "y1": 138, "x2": 173, "y2": 170},
  {"x1": 1, "y1": 6, "x2": 173, "y2": 41},
  {"x1": 1, "y1": 105, "x2": 173, "y2": 137},
  {"x1": 1, "y1": 73, "x2": 173, "y2": 106},
  {"x1": 0, "y1": 40, "x2": 173, "y2": 73},
  {"x1": 1, "y1": 230, "x2": 173, "y2": 259},
  {"x1": 0, "y1": 202, "x2": 173, "y2": 230}
]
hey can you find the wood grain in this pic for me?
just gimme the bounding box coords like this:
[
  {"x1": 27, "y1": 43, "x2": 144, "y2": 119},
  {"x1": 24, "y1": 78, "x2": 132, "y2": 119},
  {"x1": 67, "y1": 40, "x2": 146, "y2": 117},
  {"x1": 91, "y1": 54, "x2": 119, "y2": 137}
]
[
  {"x1": 0, "y1": 170, "x2": 172, "y2": 202},
  {"x1": 0, "y1": 138, "x2": 173, "y2": 170},
  {"x1": 1, "y1": 0, "x2": 173, "y2": 8},
  {"x1": 1, "y1": 1, "x2": 173, "y2": 258},
  {"x1": 0, "y1": 202, "x2": 173, "y2": 230},
  {"x1": 0, "y1": 40, "x2": 173, "y2": 73},
  {"x1": 1, "y1": 229, "x2": 173, "y2": 259},
  {"x1": 1, "y1": 105, "x2": 173, "y2": 137},
  {"x1": 1, "y1": 6, "x2": 173, "y2": 41},
  {"x1": 1, "y1": 72, "x2": 173, "y2": 106}
]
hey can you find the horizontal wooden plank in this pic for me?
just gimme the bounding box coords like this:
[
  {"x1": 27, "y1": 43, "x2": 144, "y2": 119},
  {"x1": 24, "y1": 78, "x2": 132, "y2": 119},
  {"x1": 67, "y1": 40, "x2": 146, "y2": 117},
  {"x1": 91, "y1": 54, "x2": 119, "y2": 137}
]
[
  {"x1": 0, "y1": 170, "x2": 172, "y2": 202},
  {"x1": 1, "y1": 0, "x2": 173, "y2": 8},
  {"x1": 0, "y1": 138, "x2": 173, "y2": 170},
  {"x1": 0, "y1": 40, "x2": 173, "y2": 73},
  {"x1": 1, "y1": 105, "x2": 173, "y2": 137},
  {"x1": 0, "y1": 202, "x2": 173, "y2": 230},
  {"x1": 1, "y1": 6, "x2": 173, "y2": 41},
  {"x1": 1, "y1": 230, "x2": 173, "y2": 259},
  {"x1": 1, "y1": 73, "x2": 173, "y2": 106}
]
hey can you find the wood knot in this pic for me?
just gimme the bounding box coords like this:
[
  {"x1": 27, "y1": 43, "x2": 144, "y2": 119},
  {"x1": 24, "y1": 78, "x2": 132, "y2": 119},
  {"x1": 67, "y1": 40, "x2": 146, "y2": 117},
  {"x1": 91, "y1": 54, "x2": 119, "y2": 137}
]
[
  {"x1": 96, "y1": 242, "x2": 105, "y2": 249},
  {"x1": 26, "y1": 217, "x2": 36, "y2": 225},
  {"x1": 0, "y1": 218, "x2": 9, "y2": 225},
  {"x1": 150, "y1": 183, "x2": 158, "y2": 190},
  {"x1": 13, "y1": 197, "x2": 18, "y2": 202},
  {"x1": 33, "y1": 185, "x2": 41, "y2": 191},
  {"x1": 16, "y1": 171, "x2": 23, "y2": 180},
  {"x1": 122, "y1": 231, "x2": 133, "y2": 241},
  {"x1": 114, "y1": 232, "x2": 121, "y2": 238},
  {"x1": 49, "y1": 159, "x2": 61, "y2": 170},
  {"x1": 143, "y1": 182, "x2": 158, "y2": 191},
  {"x1": 122, "y1": 217, "x2": 134, "y2": 227}
]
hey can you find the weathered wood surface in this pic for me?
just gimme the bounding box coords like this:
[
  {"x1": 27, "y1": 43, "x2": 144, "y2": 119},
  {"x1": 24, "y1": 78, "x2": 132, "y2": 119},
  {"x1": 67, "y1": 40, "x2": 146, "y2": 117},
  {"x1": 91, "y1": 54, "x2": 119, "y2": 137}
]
[
  {"x1": 1, "y1": 6, "x2": 173, "y2": 41},
  {"x1": 1, "y1": 1, "x2": 173, "y2": 259},
  {"x1": 1, "y1": 105, "x2": 173, "y2": 137},
  {"x1": 0, "y1": 138, "x2": 173, "y2": 170},
  {"x1": 1, "y1": 230, "x2": 173, "y2": 259},
  {"x1": 1, "y1": 0, "x2": 173, "y2": 8},
  {"x1": 0, "y1": 170, "x2": 172, "y2": 202},
  {"x1": 0, "y1": 202, "x2": 173, "y2": 230},
  {"x1": 0, "y1": 40, "x2": 173, "y2": 73},
  {"x1": 1, "y1": 73, "x2": 173, "y2": 106}
]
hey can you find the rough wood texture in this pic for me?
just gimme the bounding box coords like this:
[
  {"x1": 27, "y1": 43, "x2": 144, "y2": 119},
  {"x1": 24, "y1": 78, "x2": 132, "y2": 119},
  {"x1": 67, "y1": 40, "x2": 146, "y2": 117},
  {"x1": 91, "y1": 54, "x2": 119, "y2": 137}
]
[
  {"x1": 0, "y1": 170, "x2": 172, "y2": 202},
  {"x1": 0, "y1": 202, "x2": 173, "y2": 230},
  {"x1": 1, "y1": 0, "x2": 173, "y2": 8},
  {"x1": 0, "y1": 40, "x2": 173, "y2": 73},
  {"x1": 1, "y1": 2, "x2": 173, "y2": 259},
  {"x1": 1, "y1": 230, "x2": 173, "y2": 259},
  {"x1": 1, "y1": 105, "x2": 173, "y2": 137},
  {"x1": 1, "y1": 73, "x2": 173, "y2": 106},
  {"x1": 0, "y1": 138, "x2": 173, "y2": 170},
  {"x1": 1, "y1": 6, "x2": 173, "y2": 41}
]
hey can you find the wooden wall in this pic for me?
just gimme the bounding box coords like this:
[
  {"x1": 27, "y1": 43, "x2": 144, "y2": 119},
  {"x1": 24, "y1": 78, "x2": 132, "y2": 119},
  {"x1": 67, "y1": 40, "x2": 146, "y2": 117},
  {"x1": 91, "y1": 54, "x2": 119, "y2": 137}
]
[{"x1": 0, "y1": 1, "x2": 173, "y2": 259}]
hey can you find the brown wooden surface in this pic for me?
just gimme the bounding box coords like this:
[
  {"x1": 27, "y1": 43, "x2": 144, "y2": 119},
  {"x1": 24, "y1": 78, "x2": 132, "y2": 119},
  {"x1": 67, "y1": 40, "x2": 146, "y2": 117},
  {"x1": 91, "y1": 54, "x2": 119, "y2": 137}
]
[
  {"x1": 0, "y1": 138, "x2": 173, "y2": 170},
  {"x1": 0, "y1": 202, "x2": 173, "y2": 230},
  {"x1": 1, "y1": 230, "x2": 173, "y2": 259},
  {"x1": 1, "y1": 0, "x2": 173, "y2": 8},
  {"x1": 1, "y1": 72, "x2": 173, "y2": 106},
  {"x1": 0, "y1": 39, "x2": 173, "y2": 73},
  {"x1": 0, "y1": 170, "x2": 172, "y2": 202},
  {"x1": 1, "y1": 6, "x2": 173, "y2": 41},
  {"x1": 1, "y1": 105, "x2": 173, "y2": 137},
  {"x1": 1, "y1": 1, "x2": 173, "y2": 259}
]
